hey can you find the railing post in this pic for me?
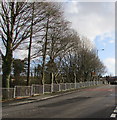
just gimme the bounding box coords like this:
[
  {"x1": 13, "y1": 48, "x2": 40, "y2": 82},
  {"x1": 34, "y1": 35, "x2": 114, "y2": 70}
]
[
  {"x1": 65, "y1": 83, "x2": 66, "y2": 91},
  {"x1": 75, "y1": 82, "x2": 76, "y2": 89},
  {"x1": 31, "y1": 85, "x2": 33, "y2": 96},
  {"x1": 13, "y1": 86, "x2": 16, "y2": 99},
  {"x1": 51, "y1": 83, "x2": 53, "y2": 93},
  {"x1": 43, "y1": 84, "x2": 44, "y2": 94},
  {"x1": 79, "y1": 83, "x2": 80, "y2": 88},
  {"x1": 70, "y1": 83, "x2": 71, "y2": 89},
  {"x1": 86, "y1": 81, "x2": 88, "y2": 87},
  {"x1": 59, "y1": 84, "x2": 61, "y2": 92}
]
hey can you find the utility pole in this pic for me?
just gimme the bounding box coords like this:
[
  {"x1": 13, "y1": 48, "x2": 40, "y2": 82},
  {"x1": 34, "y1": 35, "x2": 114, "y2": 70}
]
[{"x1": 96, "y1": 48, "x2": 104, "y2": 81}]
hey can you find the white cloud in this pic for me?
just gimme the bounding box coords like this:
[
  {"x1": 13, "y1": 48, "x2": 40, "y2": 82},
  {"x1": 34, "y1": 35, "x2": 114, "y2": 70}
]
[
  {"x1": 64, "y1": 2, "x2": 115, "y2": 75},
  {"x1": 104, "y1": 58, "x2": 115, "y2": 75},
  {"x1": 66, "y1": 2, "x2": 79, "y2": 14},
  {"x1": 97, "y1": 32, "x2": 115, "y2": 41},
  {"x1": 64, "y1": 2, "x2": 115, "y2": 41},
  {"x1": 109, "y1": 40, "x2": 115, "y2": 43}
]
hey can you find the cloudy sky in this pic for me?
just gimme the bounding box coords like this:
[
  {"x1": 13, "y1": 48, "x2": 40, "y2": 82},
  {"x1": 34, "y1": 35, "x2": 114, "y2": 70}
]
[
  {"x1": 0, "y1": 0, "x2": 115, "y2": 76},
  {"x1": 63, "y1": 1, "x2": 115, "y2": 75}
]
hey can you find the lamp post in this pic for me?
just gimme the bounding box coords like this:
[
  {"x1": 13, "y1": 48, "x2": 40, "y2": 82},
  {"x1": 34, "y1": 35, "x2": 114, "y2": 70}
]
[
  {"x1": 96, "y1": 48, "x2": 104, "y2": 81},
  {"x1": 97, "y1": 49, "x2": 104, "y2": 57}
]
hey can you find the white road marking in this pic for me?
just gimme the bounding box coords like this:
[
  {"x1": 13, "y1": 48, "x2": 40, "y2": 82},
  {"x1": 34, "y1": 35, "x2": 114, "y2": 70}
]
[
  {"x1": 110, "y1": 113, "x2": 116, "y2": 118},
  {"x1": 110, "y1": 106, "x2": 117, "y2": 118},
  {"x1": 114, "y1": 110, "x2": 117, "y2": 113}
]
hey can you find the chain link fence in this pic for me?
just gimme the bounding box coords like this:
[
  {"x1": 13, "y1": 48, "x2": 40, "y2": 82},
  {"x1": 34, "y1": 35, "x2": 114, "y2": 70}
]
[
  {"x1": 53, "y1": 84, "x2": 59, "y2": 92},
  {"x1": 2, "y1": 88, "x2": 15, "y2": 100},
  {"x1": 59, "y1": 83, "x2": 66, "y2": 91},
  {"x1": 44, "y1": 84, "x2": 51, "y2": 93},
  {"x1": 15, "y1": 86, "x2": 32, "y2": 98},
  {"x1": 66, "y1": 83, "x2": 71, "y2": 90},
  {"x1": 32, "y1": 84, "x2": 43, "y2": 95}
]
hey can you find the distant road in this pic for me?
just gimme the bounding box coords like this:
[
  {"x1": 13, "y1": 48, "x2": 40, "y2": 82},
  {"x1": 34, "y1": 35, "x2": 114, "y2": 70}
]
[{"x1": 2, "y1": 85, "x2": 116, "y2": 118}]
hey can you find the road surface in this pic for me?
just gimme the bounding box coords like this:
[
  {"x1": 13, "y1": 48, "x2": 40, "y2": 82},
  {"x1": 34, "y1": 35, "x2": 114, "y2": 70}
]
[{"x1": 2, "y1": 85, "x2": 117, "y2": 118}]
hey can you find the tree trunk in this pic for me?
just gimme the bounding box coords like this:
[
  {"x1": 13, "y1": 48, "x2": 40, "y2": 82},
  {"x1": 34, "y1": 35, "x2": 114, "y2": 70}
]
[
  {"x1": 42, "y1": 15, "x2": 49, "y2": 85},
  {"x1": 2, "y1": 60, "x2": 11, "y2": 88},
  {"x1": 27, "y1": 3, "x2": 34, "y2": 86},
  {"x1": 2, "y1": 43, "x2": 13, "y2": 88},
  {"x1": 2, "y1": 50, "x2": 12, "y2": 99},
  {"x1": 74, "y1": 72, "x2": 76, "y2": 88},
  {"x1": 51, "y1": 72, "x2": 54, "y2": 93}
]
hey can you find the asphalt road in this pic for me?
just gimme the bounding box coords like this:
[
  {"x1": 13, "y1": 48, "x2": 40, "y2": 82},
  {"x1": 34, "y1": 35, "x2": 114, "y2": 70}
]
[{"x1": 2, "y1": 85, "x2": 117, "y2": 118}]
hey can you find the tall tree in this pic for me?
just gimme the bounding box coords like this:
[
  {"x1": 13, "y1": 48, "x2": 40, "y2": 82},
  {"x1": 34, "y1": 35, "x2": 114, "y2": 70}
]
[
  {"x1": 0, "y1": 2, "x2": 51, "y2": 87},
  {"x1": 0, "y1": 2, "x2": 33, "y2": 88},
  {"x1": 27, "y1": 3, "x2": 34, "y2": 86}
]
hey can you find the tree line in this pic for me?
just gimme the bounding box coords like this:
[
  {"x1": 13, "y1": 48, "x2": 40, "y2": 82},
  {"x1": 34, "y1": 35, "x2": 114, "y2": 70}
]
[{"x1": 0, "y1": 2, "x2": 106, "y2": 88}]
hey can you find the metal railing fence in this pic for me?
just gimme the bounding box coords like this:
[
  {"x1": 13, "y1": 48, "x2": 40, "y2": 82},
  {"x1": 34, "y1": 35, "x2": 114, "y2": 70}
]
[
  {"x1": 44, "y1": 84, "x2": 51, "y2": 93},
  {"x1": 32, "y1": 84, "x2": 43, "y2": 95},
  {"x1": 2, "y1": 81, "x2": 104, "y2": 100},
  {"x1": 15, "y1": 86, "x2": 32, "y2": 98},
  {"x1": 2, "y1": 88, "x2": 15, "y2": 100}
]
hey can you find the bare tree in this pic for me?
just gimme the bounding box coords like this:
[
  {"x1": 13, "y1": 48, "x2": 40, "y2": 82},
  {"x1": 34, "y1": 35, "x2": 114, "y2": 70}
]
[
  {"x1": 0, "y1": 2, "x2": 34, "y2": 88},
  {"x1": 33, "y1": 3, "x2": 63, "y2": 85},
  {"x1": 26, "y1": 3, "x2": 34, "y2": 86}
]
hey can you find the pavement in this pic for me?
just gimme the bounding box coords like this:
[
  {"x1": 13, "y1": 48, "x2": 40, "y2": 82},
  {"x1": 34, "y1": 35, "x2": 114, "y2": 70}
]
[
  {"x1": 2, "y1": 84, "x2": 117, "y2": 119},
  {"x1": 2, "y1": 86, "x2": 93, "y2": 107}
]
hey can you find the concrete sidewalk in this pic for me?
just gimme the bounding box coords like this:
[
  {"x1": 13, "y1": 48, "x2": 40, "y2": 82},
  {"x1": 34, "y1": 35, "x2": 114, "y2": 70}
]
[{"x1": 2, "y1": 89, "x2": 81, "y2": 107}]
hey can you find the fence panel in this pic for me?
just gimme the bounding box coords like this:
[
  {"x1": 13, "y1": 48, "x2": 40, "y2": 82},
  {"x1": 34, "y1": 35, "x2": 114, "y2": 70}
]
[
  {"x1": 44, "y1": 84, "x2": 51, "y2": 93},
  {"x1": 95, "y1": 81, "x2": 98, "y2": 85},
  {"x1": 15, "y1": 86, "x2": 31, "y2": 98},
  {"x1": 78, "y1": 82, "x2": 81, "y2": 88},
  {"x1": 71, "y1": 83, "x2": 75, "y2": 89},
  {"x1": 93, "y1": 81, "x2": 96, "y2": 85},
  {"x1": 81, "y1": 82, "x2": 84, "y2": 87},
  {"x1": 85, "y1": 82, "x2": 87, "y2": 87},
  {"x1": 60, "y1": 83, "x2": 65, "y2": 91},
  {"x1": 91, "y1": 81, "x2": 93, "y2": 86},
  {"x1": 66, "y1": 83, "x2": 71, "y2": 90},
  {"x1": 89, "y1": 81, "x2": 93, "y2": 86},
  {"x1": 76, "y1": 83, "x2": 80, "y2": 89},
  {"x1": 87, "y1": 81, "x2": 90, "y2": 87},
  {"x1": 53, "y1": 84, "x2": 59, "y2": 92},
  {"x1": 100, "y1": 81, "x2": 102, "y2": 84},
  {"x1": 2, "y1": 88, "x2": 14, "y2": 100},
  {"x1": 88, "y1": 81, "x2": 91, "y2": 86},
  {"x1": 84, "y1": 82, "x2": 86, "y2": 87},
  {"x1": 94, "y1": 81, "x2": 96, "y2": 85},
  {"x1": 32, "y1": 84, "x2": 43, "y2": 95},
  {"x1": 85, "y1": 82, "x2": 88, "y2": 87},
  {"x1": 86, "y1": 81, "x2": 88, "y2": 87}
]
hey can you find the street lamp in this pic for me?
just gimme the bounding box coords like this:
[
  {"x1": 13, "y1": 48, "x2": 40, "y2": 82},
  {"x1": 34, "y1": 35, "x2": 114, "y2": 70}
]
[
  {"x1": 96, "y1": 48, "x2": 104, "y2": 81},
  {"x1": 97, "y1": 49, "x2": 104, "y2": 57}
]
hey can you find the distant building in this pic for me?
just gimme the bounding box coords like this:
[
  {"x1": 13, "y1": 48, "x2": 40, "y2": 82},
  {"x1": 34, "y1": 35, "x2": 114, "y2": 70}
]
[{"x1": 106, "y1": 76, "x2": 117, "y2": 84}]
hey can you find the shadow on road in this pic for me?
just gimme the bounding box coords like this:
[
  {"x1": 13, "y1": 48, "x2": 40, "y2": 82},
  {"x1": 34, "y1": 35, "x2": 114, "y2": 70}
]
[{"x1": 38, "y1": 96, "x2": 92, "y2": 108}]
